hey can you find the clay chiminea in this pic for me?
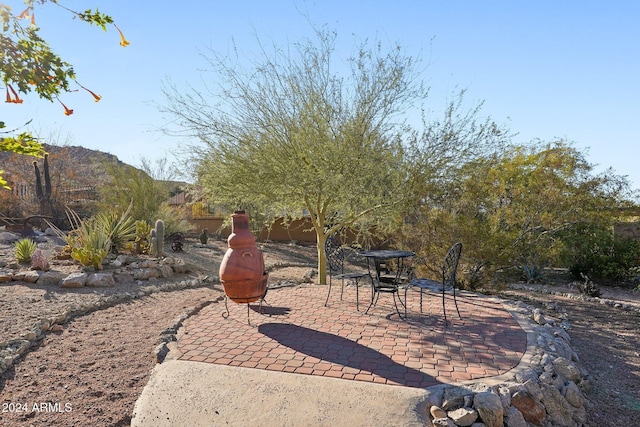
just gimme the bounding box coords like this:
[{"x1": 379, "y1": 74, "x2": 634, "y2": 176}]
[{"x1": 219, "y1": 210, "x2": 268, "y2": 303}]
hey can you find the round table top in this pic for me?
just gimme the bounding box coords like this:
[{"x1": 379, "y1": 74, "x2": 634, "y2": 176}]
[{"x1": 360, "y1": 250, "x2": 416, "y2": 259}]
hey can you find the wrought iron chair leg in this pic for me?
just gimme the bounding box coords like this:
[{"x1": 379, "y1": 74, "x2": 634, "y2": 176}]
[
  {"x1": 404, "y1": 287, "x2": 408, "y2": 319},
  {"x1": 392, "y1": 291, "x2": 402, "y2": 319},
  {"x1": 365, "y1": 286, "x2": 381, "y2": 314},
  {"x1": 442, "y1": 289, "x2": 448, "y2": 327},
  {"x1": 355, "y1": 278, "x2": 360, "y2": 311},
  {"x1": 325, "y1": 276, "x2": 333, "y2": 307},
  {"x1": 452, "y1": 289, "x2": 462, "y2": 319}
]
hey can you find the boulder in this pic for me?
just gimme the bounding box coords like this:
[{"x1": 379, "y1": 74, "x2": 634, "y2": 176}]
[
  {"x1": 448, "y1": 407, "x2": 478, "y2": 426},
  {"x1": 511, "y1": 391, "x2": 545, "y2": 426},
  {"x1": 473, "y1": 392, "x2": 503, "y2": 427},
  {"x1": 61, "y1": 272, "x2": 88, "y2": 288},
  {"x1": 37, "y1": 271, "x2": 66, "y2": 286},
  {"x1": 86, "y1": 273, "x2": 115, "y2": 287}
]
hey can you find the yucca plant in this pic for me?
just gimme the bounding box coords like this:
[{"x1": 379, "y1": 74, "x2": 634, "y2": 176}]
[
  {"x1": 45, "y1": 202, "x2": 137, "y2": 269},
  {"x1": 68, "y1": 217, "x2": 112, "y2": 269},
  {"x1": 95, "y1": 209, "x2": 136, "y2": 253},
  {"x1": 15, "y1": 238, "x2": 37, "y2": 263}
]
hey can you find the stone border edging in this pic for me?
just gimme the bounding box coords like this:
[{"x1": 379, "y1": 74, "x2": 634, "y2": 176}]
[
  {"x1": 507, "y1": 283, "x2": 640, "y2": 314},
  {"x1": 0, "y1": 276, "x2": 216, "y2": 376},
  {"x1": 417, "y1": 295, "x2": 590, "y2": 427}
]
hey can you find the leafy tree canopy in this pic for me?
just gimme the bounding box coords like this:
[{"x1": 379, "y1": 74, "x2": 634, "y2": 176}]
[
  {"x1": 163, "y1": 27, "x2": 432, "y2": 282},
  {"x1": 399, "y1": 139, "x2": 636, "y2": 286}
]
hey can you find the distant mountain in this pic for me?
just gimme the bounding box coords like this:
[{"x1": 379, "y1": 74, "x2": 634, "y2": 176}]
[
  {"x1": 1, "y1": 143, "x2": 188, "y2": 195},
  {"x1": 0, "y1": 144, "x2": 149, "y2": 186}
]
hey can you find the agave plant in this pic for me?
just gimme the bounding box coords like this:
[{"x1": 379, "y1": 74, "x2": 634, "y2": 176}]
[
  {"x1": 45, "y1": 203, "x2": 135, "y2": 269},
  {"x1": 14, "y1": 238, "x2": 37, "y2": 263}
]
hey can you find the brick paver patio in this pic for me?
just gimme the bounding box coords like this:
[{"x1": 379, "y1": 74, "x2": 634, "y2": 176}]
[{"x1": 177, "y1": 284, "x2": 527, "y2": 389}]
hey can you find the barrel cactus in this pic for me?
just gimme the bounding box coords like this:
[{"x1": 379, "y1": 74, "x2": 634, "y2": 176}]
[{"x1": 199, "y1": 228, "x2": 209, "y2": 244}]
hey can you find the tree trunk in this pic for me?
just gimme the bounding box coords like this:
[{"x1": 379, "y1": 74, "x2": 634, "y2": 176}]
[{"x1": 316, "y1": 229, "x2": 327, "y2": 286}]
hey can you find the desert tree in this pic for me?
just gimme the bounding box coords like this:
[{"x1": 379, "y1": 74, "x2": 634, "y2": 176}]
[
  {"x1": 402, "y1": 139, "x2": 636, "y2": 287},
  {"x1": 162, "y1": 27, "x2": 429, "y2": 283},
  {"x1": 99, "y1": 157, "x2": 178, "y2": 226}
]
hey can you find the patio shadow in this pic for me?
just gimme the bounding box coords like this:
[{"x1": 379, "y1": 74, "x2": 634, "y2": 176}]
[{"x1": 258, "y1": 322, "x2": 439, "y2": 388}]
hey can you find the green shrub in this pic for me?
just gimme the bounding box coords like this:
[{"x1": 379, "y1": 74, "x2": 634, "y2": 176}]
[
  {"x1": 574, "y1": 273, "x2": 602, "y2": 297},
  {"x1": 156, "y1": 203, "x2": 195, "y2": 237},
  {"x1": 561, "y1": 225, "x2": 640, "y2": 282},
  {"x1": 14, "y1": 238, "x2": 37, "y2": 263},
  {"x1": 129, "y1": 220, "x2": 152, "y2": 254},
  {"x1": 517, "y1": 256, "x2": 545, "y2": 283}
]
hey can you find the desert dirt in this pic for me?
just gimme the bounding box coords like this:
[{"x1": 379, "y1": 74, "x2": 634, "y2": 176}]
[{"x1": 1, "y1": 237, "x2": 639, "y2": 426}]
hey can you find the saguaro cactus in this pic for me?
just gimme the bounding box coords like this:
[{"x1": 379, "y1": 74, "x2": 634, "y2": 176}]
[
  {"x1": 33, "y1": 154, "x2": 52, "y2": 216},
  {"x1": 152, "y1": 219, "x2": 164, "y2": 257}
]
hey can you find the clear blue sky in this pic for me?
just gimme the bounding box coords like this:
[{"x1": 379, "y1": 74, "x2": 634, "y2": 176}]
[{"x1": 3, "y1": 0, "x2": 639, "y2": 191}]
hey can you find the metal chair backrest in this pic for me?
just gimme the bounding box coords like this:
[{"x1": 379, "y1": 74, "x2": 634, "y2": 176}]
[
  {"x1": 325, "y1": 235, "x2": 347, "y2": 274},
  {"x1": 442, "y1": 242, "x2": 462, "y2": 288}
]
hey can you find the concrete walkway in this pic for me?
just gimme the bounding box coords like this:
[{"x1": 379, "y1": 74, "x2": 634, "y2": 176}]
[{"x1": 131, "y1": 284, "x2": 529, "y2": 426}]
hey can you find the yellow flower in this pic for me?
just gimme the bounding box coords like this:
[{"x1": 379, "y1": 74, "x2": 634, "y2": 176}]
[{"x1": 114, "y1": 24, "x2": 130, "y2": 47}]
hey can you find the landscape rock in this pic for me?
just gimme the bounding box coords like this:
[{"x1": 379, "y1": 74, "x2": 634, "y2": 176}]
[
  {"x1": 442, "y1": 387, "x2": 474, "y2": 410},
  {"x1": 37, "y1": 270, "x2": 67, "y2": 286},
  {"x1": 532, "y1": 308, "x2": 546, "y2": 325},
  {"x1": 430, "y1": 405, "x2": 447, "y2": 419},
  {"x1": 504, "y1": 406, "x2": 527, "y2": 427},
  {"x1": 432, "y1": 418, "x2": 457, "y2": 427},
  {"x1": 448, "y1": 407, "x2": 478, "y2": 426},
  {"x1": 562, "y1": 381, "x2": 583, "y2": 408},
  {"x1": 86, "y1": 273, "x2": 116, "y2": 287},
  {"x1": 0, "y1": 270, "x2": 13, "y2": 282},
  {"x1": 514, "y1": 368, "x2": 538, "y2": 384},
  {"x1": 511, "y1": 391, "x2": 545, "y2": 425},
  {"x1": 61, "y1": 272, "x2": 88, "y2": 288},
  {"x1": 552, "y1": 357, "x2": 582, "y2": 383},
  {"x1": 473, "y1": 392, "x2": 503, "y2": 427},
  {"x1": 540, "y1": 382, "x2": 575, "y2": 426},
  {"x1": 0, "y1": 232, "x2": 19, "y2": 243}
]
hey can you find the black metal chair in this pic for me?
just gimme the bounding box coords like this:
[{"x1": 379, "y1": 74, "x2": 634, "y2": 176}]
[
  {"x1": 324, "y1": 236, "x2": 369, "y2": 311},
  {"x1": 404, "y1": 242, "x2": 463, "y2": 326}
]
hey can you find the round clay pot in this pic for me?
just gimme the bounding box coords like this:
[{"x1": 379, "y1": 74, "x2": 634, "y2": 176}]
[{"x1": 219, "y1": 211, "x2": 268, "y2": 303}]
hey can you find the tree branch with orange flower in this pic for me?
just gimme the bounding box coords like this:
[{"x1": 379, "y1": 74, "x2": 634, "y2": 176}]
[{"x1": 1, "y1": 0, "x2": 129, "y2": 189}]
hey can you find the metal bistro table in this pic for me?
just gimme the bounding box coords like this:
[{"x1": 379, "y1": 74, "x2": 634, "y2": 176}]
[{"x1": 360, "y1": 250, "x2": 415, "y2": 318}]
